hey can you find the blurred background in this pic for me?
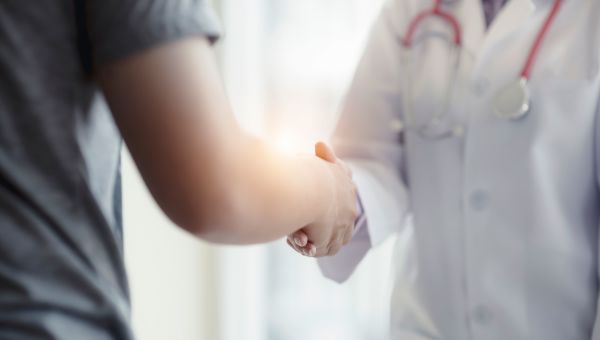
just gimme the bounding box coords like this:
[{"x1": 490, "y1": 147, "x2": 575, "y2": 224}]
[{"x1": 122, "y1": 0, "x2": 396, "y2": 339}]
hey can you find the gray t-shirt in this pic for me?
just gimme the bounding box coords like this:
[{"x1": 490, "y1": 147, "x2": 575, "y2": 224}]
[{"x1": 0, "y1": 1, "x2": 219, "y2": 339}]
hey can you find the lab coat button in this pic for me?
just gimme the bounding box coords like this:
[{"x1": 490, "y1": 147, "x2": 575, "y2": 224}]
[
  {"x1": 391, "y1": 119, "x2": 404, "y2": 133},
  {"x1": 452, "y1": 125, "x2": 465, "y2": 137},
  {"x1": 469, "y1": 190, "x2": 489, "y2": 211},
  {"x1": 472, "y1": 305, "x2": 493, "y2": 325}
]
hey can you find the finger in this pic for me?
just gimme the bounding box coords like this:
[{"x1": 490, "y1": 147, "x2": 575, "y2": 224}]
[
  {"x1": 287, "y1": 238, "x2": 308, "y2": 256},
  {"x1": 288, "y1": 237, "x2": 316, "y2": 257},
  {"x1": 323, "y1": 242, "x2": 342, "y2": 257},
  {"x1": 312, "y1": 248, "x2": 327, "y2": 257},
  {"x1": 287, "y1": 238, "x2": 301, "y2": 253},
  {"x1": 328, "y1": 244, "x2": 342, "y2": 257},
  {"x1": 315, "y1": 142, "x2": 336, "y2": 163},
  {"x1": 291, "y1": 230, "x2": 308, "y2": 247},
  {"x1": 298, "y1": 241, "x2": 317, "y2": 257},
  {"x1": 325, "y1": 228, "x2": 349, "y2": 256},
  {"x1": 314, "y1": 243, "x2": 334, "y2": 257},
  {"x1": 342, "y1": 224, "x2": 354, "y2": 246},
  {"x1": 306, "y1": 243, "x2": 317, "y2": 257}
]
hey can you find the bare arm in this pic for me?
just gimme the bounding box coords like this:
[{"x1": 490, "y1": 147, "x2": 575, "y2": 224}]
[{"x1": 97, "y1": 38, "x2": 356, "y2": 245}]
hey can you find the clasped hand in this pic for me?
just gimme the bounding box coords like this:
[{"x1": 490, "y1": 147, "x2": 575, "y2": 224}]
[{"x1": 287, "y1": 142, "x2": 358, "y2": 257}]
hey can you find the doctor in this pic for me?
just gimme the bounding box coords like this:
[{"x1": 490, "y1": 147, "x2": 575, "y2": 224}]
[{"x1": 288, "y1": 0, "x2": 600, "y2": 339}]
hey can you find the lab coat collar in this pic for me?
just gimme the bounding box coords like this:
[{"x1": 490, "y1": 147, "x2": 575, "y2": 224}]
[
  {"x1": 524, "y1": 0, "x2": 573, "y2": 8},
  {"x1": 453, "y1": 0, "x2": 540, "y2": 78},
  {"x1": 458, "y1": 0, "x2": 561, "y2": 56},
  {"x1": 530, "y1": 0, "x2": 564, "y2": 5},
  {"x1": 445, "y1": 0, "x2": 566, "y2": 5}
]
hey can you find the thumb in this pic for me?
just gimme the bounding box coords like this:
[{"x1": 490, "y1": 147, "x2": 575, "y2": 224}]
[{"x1": 315, "y1": 142, "x2": 337, "y2": 163}]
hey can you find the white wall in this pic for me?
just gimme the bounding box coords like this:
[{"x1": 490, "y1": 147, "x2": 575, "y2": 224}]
[{"x1": 123, "y1": 152, "x2": 219, "y2": 340}]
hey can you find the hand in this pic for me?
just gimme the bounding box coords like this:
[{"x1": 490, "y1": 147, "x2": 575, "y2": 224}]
[{"x1": 287, "y1": 142, "x2": 357, "y2": 257}]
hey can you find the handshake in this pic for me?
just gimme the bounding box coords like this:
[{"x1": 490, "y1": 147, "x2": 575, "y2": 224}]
[{"x1": 286, "y1": 142, "x2": 359, "y2": 258}]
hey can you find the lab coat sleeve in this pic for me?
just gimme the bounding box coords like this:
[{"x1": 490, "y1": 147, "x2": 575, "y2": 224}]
[{"x1": 318, "y1": 0, "x2": 410, "y2": 283}]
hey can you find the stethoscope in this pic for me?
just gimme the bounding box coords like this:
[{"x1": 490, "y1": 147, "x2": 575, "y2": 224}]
[{"x1": 400, "y1": 0, "x2": 563, "y2": 139}]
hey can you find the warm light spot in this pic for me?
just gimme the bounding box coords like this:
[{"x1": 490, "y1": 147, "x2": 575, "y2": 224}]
[
  {"x1": 272, "y1": 132, "x2": 319, "y2": 156},
  {"x1": 273, "y1": 134, "x2": 304, "y2": 155}
]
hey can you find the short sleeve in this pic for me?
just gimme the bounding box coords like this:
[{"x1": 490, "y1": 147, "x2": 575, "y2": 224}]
[{"x1": 86, "y1": 0, "x2": 221, "y2": 66}]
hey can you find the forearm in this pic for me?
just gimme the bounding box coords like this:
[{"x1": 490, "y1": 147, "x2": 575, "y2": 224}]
[
  {"x1": 99, "y1": 38, "x2": 336, "y2": 244},
  {"x1": 196, "y1": 135, "x2": 335, "y2": 244}
]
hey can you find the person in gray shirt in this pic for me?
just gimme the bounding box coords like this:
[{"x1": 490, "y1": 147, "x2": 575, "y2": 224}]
[{"x1": 0, "y1": 1, "x2": 358, "y2": 338}]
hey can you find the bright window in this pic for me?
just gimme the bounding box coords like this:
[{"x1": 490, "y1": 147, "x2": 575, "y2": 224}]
[
  {"x1": 125, "y1": 1, "x2": 393, "y2": 339},
  {"x1": 216, "y1": 1, "x2": 394, "y2": 340}
]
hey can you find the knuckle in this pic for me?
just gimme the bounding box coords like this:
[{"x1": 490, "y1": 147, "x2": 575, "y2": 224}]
[
  {"x1": 351, "y1": 209, "x2": 359, "y2": 221},
  {"x1": 326, "y1": 238, "x2": 342, "y2": 255}
]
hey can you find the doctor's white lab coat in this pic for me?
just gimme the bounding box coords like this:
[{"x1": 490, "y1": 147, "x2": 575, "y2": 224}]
[{"x1": 318, "y1": 0, "x2": 600, "y2": 339}]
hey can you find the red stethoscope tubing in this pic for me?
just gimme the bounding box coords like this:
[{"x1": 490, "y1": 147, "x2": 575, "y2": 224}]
[
  {"x1": 521, "y1": 0, "x2": 563, "y2": 79},
  {"x1": 402, "y1": 0, "x2": 462, "y2": 47},
  {"x1": 402, "y1": 0, "x2": 563, "y2": 80}
]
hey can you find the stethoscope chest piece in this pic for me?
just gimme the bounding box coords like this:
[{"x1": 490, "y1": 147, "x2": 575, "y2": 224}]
[{"x1": 493, "y1": 77, "x2": 531, "y2": 120}]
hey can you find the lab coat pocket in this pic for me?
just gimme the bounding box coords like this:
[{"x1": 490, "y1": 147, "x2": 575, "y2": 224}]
[
  {"x1": 531, "y1": 76, "x2": 596, "y2": 125},
  {"x1": 533, "y1": 57, "x2": 598, "y2": 106},
  {"x1": 526, "y1": 76, "x2": 598, "y2": 178}
]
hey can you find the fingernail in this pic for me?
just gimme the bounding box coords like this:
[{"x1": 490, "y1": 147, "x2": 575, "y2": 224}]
[{"x1": 294, "y1": 236, "x2": 303, "y2": 247}]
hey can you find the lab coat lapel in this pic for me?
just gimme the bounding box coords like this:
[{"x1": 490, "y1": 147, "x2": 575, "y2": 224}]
[
  {"x1": 456, "y1": 0, "x2": 486, "y2": 56},
  {"x1": 480, "y1": 0, "x2": 536, "y2": 49},
  {"x1": 471, "y1": 0, "x2": 536, "y2": 75}
]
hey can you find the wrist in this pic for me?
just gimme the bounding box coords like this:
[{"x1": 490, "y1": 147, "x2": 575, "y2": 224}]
[{"x1": 310, "y1": 158, "x2": 338, "y2": 225}]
